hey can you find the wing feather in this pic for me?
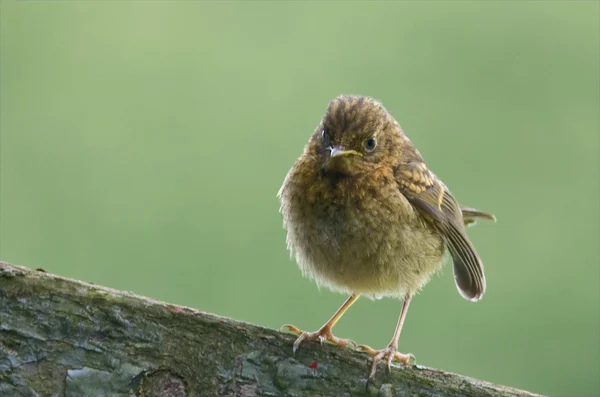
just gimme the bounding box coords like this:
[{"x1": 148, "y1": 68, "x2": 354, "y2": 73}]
[{"x1": 396, "y1": 160, "x2": 490, "y2": 301}]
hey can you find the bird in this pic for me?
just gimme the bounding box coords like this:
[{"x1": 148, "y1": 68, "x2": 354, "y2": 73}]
[{"x1": 277, "y1": 95, "x2": 495, "y2": 381}]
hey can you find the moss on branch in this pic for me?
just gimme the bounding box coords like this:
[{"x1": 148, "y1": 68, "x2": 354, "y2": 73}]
[{"x1": 0, "y1": 261, "x2": 545, "y2": 397}]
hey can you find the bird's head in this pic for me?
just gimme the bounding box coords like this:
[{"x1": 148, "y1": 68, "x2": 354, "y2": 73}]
[{"x1": 309, "y1": 95, "x2": 403, "y2": 177}]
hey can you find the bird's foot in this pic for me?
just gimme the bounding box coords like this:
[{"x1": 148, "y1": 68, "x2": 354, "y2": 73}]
[
  {"x1": 355, "y1": 344, "x2": 416, "y2": 380},
  {"x1": 280, "y1": 324, "x2": 357, "y2": 354}
]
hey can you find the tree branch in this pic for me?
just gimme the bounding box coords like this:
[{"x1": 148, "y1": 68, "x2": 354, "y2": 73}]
[{"x1": 0, "y1": 261, "x2": 544, "y2": 397}]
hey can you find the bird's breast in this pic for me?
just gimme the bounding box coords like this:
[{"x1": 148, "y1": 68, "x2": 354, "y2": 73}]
[{"x1": 280, "y1": 169, "x2": 445, "y2": 297}]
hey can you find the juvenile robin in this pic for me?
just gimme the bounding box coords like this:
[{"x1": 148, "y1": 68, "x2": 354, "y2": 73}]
[{"x1": 277, "y1": 95, "x2": 495, "y2": 380}]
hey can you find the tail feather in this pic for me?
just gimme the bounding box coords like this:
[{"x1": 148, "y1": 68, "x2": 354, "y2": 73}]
[{"x1": 461, "y1": 207, "x2": 496, "y2": 227}]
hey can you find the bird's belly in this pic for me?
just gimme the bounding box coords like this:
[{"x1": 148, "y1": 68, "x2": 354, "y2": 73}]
[{"x1": 289, "y1": 190, "x2": 445, "y2": 298}]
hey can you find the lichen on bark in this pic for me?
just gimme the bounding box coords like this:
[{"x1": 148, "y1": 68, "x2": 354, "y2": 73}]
[{"x1": 0, "y1": 262, "x2": 545, "y2": 397}]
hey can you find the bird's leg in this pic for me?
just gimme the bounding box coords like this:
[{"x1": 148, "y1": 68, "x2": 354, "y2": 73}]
[
  {"x1": 281, "y1": 294, "x2": 359, "y2": 353},
  {"x1": 356, "y1": 294, "x2": 416, "y2": 380}
]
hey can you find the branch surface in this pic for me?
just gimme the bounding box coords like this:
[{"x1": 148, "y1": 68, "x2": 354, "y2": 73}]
[{"x1": 0, "y1": 261, "x2": 545, "y2": 397}]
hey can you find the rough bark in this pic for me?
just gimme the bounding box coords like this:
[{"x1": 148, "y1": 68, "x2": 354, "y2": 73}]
[{"x1": 0, "y1": 261, "x2": 545, "y2": 397}]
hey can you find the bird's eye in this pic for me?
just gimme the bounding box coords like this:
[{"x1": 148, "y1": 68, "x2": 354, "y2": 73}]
[
  {"x1": 364, "y1": 136, "x2": 377, "y2": 151},
  {"x1": 321, "y1": 128, "x2": 330, "y2": 146}
]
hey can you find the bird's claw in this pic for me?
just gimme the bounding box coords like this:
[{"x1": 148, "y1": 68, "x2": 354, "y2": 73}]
[
  {"x1": 280, "y1": 324, "x2": 357, "y2": 354},
  {"x1": 356, "y1": 344, "x2": 416, "y2": 380}
]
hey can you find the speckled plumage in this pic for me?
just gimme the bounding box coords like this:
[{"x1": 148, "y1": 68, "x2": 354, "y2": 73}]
[
  {"x1": 277, "y1": 95, "x2": 495, "y2": 378},
  {"x1": 278, "y1": 95, "x2": 491, "y2": 300},
  {"x1": 279, "y1": 148, "x2": 444, "y2": 299}
]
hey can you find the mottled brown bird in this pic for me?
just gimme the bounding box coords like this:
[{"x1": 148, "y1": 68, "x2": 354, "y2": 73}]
[{"x1": 278, "y1": 95, "x2": 495, "y2": 380}]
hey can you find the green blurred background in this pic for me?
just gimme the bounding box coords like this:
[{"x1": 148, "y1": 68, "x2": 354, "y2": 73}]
[{"x1": 1, "y1": 1, "x2": 598, "y2": 396}]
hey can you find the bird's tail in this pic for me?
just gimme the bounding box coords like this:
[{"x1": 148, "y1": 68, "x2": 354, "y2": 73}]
[{"x1": 461, "y1": 207, "x2": 496, "y2": 227}]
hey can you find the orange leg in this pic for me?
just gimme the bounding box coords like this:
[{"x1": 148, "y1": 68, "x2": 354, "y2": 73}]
[
  {"x1": 281, "y1": 294, "x2": 359, "y2": 353},
  {"x1": 356, "y1": 294, "x2": 416, "y2": 380}
]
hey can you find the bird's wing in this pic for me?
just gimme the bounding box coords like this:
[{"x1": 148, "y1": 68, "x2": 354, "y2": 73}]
[{"x1": 395, "y1": 160, "x2": 487, "y2": 301}]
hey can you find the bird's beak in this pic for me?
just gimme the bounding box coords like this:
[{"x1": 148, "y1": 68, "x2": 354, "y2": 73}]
[{"x1": 329, "y1": 146, "x2": 363, "y2": 158}]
